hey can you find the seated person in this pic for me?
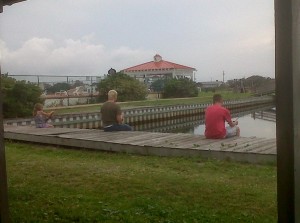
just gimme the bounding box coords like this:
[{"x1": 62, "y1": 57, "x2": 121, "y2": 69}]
[
  {"x1": 33, "y1": 103, "x2": 54, "y2": 128},
  {"x1": 100, "y1": 90, "x2": 132, "y2": 132},
  {"x1": 205, "y1": 94, "x2": 240, "y2": 139}
]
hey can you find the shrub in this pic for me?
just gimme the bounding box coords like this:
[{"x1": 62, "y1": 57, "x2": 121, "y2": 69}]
[
  {"x1": 98, "y1": 72, "x2": 148, "y2": 102},
  {"x1": 1, "y1": 75, "x2": 43, "y2": 118},
  {"x1": 163, "y1": 78, "x2": 198, "y2": 98}
]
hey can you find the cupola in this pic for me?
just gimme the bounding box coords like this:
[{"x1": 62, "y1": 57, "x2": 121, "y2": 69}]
[{"x1": 154, "y1": 54, "x2": 162, "y2": 62}]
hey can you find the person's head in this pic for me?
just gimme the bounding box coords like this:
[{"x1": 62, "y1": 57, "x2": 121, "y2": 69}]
[
  {"x1": 213, "y1": 94, "x2": 223, "y2": 104},
  {"x1": 33, "y1": 103, "x2": 43, "y2": 116},
  {"x1": 107, "y1": 90, "x2": 118, "y2": 101}
]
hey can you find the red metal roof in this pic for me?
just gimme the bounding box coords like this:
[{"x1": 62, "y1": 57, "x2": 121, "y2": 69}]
[{"x1": 123, "y1": 59, "x2": 196, "y2": 72}]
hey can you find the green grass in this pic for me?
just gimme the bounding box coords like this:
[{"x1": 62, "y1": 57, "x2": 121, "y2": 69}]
[
  {"x1": 6, "y1": 142, "x2": 276, "y2": 222},
  {"x1": 47, "y1": 91, "x2": 252, "y2": 115}
]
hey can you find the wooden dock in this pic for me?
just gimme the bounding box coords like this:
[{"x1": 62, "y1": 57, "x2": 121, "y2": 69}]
[{"x1": 4, "y1": 126, "x2": 277, "y2": 164}]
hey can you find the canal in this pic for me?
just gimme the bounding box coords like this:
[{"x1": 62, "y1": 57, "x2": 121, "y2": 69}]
[
  {"x1": 132, "y1": 108, "x2": 276, "y2": 139},
  {"x1": 4, "y1": 97, "x2": 275, "y2": 139}
]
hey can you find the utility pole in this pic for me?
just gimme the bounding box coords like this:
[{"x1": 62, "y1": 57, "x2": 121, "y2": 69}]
[{"x1": 222, "y1": 71, "x2": 225, "y2": 83}]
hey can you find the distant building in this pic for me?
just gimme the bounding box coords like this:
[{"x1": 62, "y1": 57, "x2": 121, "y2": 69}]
[
  {"x1": 122, "y1": 54, "x2": 196, "y2": 85},
  {"x1": 83, "y1": 84, "x2": 97, "y2": 94},
  {"x1": 200, "y1": 81, "x2": 223, "y2": 89}
]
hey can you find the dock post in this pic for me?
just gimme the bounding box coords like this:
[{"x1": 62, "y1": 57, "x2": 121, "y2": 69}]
[
  {"x1": 275, "y1": 0, "x2": 300, "y2": 221},
  {"x1": 0, "y1": 68, "x2": 9, "y2": 222}
]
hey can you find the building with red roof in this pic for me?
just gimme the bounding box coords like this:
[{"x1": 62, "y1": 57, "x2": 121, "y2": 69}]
[{"x1": 122, "y1": 54, "x2": 196, "y2": 85}]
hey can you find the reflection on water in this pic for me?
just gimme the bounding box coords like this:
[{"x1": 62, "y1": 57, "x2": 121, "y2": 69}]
[
  {"x1": 194, "y1": 112, "x2": 276, "y2": 139},
  {"x1": 133, "y1": 108, "x2": 276, "y2": 139},
  {"x1": 132, "y1": 115, "x2": 203, "y2": 133}
]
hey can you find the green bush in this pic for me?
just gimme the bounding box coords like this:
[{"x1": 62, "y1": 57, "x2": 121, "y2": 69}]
[
  {"x1": 98, "y1": 72, "x2": 148, "y2": 102},
  {"x1": 45, "y1": 82, "x2": 71, "y2": 94},
  {"x1": 150, "y1": 79, "x2": 167, "y2": 92},
  {"x1": 1, "y1": 75, "x2": 43, "y2": 118},
  {"x1": 163, "y1": 78, "x2": 198, "y2": 98}
]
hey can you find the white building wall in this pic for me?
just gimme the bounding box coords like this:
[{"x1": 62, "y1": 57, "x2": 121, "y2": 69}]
[
  {"x1": 173, "y1": 69, "x2": 194, "y2": 80},
  {"x1": 124, "y1": 69, "x2": 194, "y2": 81},
  {"x1": 44, "y1": 98, "x2": 89, "y2": 107}
]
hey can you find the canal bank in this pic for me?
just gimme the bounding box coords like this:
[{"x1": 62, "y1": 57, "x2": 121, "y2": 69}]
[{"x1": 4, "y1": 96, "x2": 274, "y2": 130}]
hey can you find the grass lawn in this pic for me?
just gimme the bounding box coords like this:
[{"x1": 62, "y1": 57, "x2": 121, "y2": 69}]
[
  {"x1": 6, "y1": 141, "x2": 276, "y2": 223},
  {"x1": 48, "y1": 91, "x2": 252, "y2": 115}
]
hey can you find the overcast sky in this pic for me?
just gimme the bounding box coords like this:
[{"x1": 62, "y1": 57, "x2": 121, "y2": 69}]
[{"x1": 0, "y1": 0, "x2": 275, "y2": 82}]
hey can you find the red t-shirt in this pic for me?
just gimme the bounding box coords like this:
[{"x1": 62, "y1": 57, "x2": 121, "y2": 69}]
[{"x1": 204, "y1": 104, "x2": 232, "y2": 139}]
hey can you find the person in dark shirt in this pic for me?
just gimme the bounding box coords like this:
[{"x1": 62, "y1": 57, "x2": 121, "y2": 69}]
[
  {"x1": 205, "y1": 94, "x2": 240, "y2": 139},
  {"x1": 100, "y1": 90, "x2": 132, "y2": 131}
]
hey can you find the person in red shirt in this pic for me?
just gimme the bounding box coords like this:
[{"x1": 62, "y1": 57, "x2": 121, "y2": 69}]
[{"x1": 205, "y1": 94, "x2": 240, "y2": 139}]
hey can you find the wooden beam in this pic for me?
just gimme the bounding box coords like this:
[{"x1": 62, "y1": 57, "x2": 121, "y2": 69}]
[
  {"x1": 275, "y1": 0, "x2": 300, "y2": 221},
  {"x1": 0, "y1": 1, "x2": 28, "y2": 221},
  {"x1": 0, "y1": 0, "x2": 26, "y2": 13},
  {"x1": 3, "y1": 0, "x2": 26, "y2": 6},
  {"x1": 0, "y1": 70, "x2": 9, "y2": 222},
  {"x1": 0, "y1": 0, "x2": 3, "y2": 13}
]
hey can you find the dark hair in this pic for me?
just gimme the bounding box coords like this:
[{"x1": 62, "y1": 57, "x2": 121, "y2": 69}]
[{"x1": 213, "y1": 94, "x2": 222, "y2": 104}]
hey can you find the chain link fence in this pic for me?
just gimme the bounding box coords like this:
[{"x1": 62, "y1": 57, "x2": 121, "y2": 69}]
[{"x1": 8, "y1": 74, "x2": 106, "y2": 107}]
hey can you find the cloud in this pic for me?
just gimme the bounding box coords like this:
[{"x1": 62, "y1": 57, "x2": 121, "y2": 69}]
[
  {"x1": 0, "y1": 37, "x2": 153, "y2": 76},
  {"x1": 0, "y1": 0, "x2": 275, "y2": 82}
]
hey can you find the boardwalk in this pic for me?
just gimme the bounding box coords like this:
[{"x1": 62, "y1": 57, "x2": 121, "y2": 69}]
[{"x1": 4, "y1": 126, "x2": 276, "y2": 164}]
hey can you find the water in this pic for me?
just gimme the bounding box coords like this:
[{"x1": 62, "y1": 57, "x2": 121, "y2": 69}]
[
  {"x1": 133, "y1": 108, "x2": 276, "y2": 139},
  {"x1": 193, "y1": 113, "x2": 276, "y2": 139}
]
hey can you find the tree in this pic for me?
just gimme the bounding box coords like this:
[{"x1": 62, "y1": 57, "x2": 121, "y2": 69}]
[
  {"x1": 150, "y1": 79, "x2": 167, "y2": 92},
  {"x1": 45, "y1": 82, "x2": 71, "y2": 94},
  {"x1": 71, "y1": 80, "x2": 84, "y2": 88},
  {"x1": 243, "y1": 75, "x2": 273, "y2": 88},
  {"x1": 227, "y1": 75, "x2": 273, "y2": 89},
  {"x1": 98, "y1": 72, "x2": 147, "y2": 102},
  {"x1": 1, "y1": 75, "x2": 43, "y2": 118},
  {"x1": 163, "y1": 78, "x2": 198, "y2": 98}
]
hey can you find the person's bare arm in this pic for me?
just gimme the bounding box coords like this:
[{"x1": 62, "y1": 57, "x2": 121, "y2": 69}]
[
  {"x1": 228, "y1": 120, "x2": 238, "y2": 127},
  {"x1": 116, "y1": 113, "x2": 123, "y2": 124},
  {"x1": 41, "y1": 111, "x2": 54, "y2": 118}
]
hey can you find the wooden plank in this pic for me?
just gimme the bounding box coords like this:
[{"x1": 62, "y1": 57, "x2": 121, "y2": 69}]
[
  {"x1": 153, "y1": 134, "x2": 206, "y2": 148},
  {"x1": 174, "y1": 136, "x2": 242, "y2": 149},
  {"x1": 110, "y1": 132, "x2": 172, "y2": 144},
  {"x1": 201, "y1": 137, "x2": 273, "y2": 153},
  {"x1": 189, "y1": 137, "x2": 251, "y2": 152},
  {"x1": 244, "y1": 142, "x2": 277, "y2": 154},
  {"x1": 59, "y1": 130, "x2": 144, "y2": 141},
  {"x1": 102, "y1": 132, "x2": 169, "y2": 144},
  {"x1": 130, "y1": 133, "x2": 189, "y2": 146},
  {"x1": 4, "y1": 126, "x2": 85, "y2": 135},
  {"x1": 3, "y1": 126, "x2": 277, "y2": 164},
  {"x1": 230, "y1": 138, "x2": 276, "y2": 152}
]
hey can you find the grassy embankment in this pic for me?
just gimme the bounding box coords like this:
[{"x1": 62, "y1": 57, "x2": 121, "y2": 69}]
[
  {"x1": 6, "y1": 142, "x2": 276, "y2": 222},
  {"x1": 47, "y1": 91, "x2": 252, "y2": 115}
]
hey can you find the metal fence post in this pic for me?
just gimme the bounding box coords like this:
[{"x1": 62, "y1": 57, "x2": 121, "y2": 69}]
[{"x1": 67, "y1": 76, "x2": 69, "y2": 106}]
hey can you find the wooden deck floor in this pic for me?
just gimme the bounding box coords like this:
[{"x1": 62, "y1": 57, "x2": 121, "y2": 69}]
[{"x1": 4, "y1": 126, "x2": 277, "y2": 164}]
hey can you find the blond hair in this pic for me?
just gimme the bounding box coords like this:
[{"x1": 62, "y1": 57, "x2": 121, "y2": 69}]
[
  {"x1": 33, "y1": 103, "x2": 43, "y2": 116},
  {"x1": 108, "y1": 90, "x2": 118, "y2": 100}
]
